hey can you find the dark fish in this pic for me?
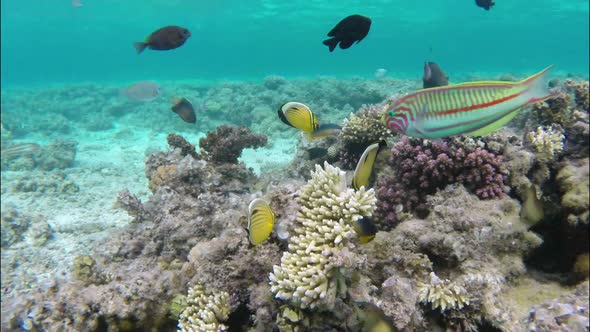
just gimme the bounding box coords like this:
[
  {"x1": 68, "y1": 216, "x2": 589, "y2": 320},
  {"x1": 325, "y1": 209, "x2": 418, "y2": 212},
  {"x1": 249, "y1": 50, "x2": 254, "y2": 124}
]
[
  {"x1": 171, "y1": 98, "x2": 196, "y2": 123},
  {"x1": 423, "y1": 61, "x2": 449, "y2": 89},
  {"x1": 475, "y1": 0, "x2": 495, "y2": 10},
  {"x1": 134, "y1": 26, "x2": 191, "y2": 54},
  {"x1": 323, "y1": 15, "x2": 371, "y2": 52}
]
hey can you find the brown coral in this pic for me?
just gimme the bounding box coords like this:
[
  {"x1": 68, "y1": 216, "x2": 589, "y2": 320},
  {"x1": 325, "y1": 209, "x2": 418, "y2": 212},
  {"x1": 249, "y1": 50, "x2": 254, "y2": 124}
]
[
  {"x1": 148, "y1": 164, "x2": 178, "y2": 192},
  {"x1": 199, "y1": 125, "x2": 267, "y2": 164}
]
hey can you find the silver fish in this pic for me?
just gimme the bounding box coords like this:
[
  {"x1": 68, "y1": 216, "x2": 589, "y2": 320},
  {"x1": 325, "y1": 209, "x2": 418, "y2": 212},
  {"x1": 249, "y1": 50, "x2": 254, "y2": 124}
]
[{"x1": 122, "y1": 81, "x2": 161, "y2": 102}]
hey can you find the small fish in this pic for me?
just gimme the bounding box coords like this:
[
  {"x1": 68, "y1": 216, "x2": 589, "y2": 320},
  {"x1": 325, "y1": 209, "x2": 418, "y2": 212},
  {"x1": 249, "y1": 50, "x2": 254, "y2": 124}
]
[
  {"x1": 134, "y1": 26, "x2": 191, "y2": 54},
  {"x1": 355, "y1": 302, "x2": 395, "y2": 332},
  {"x1": 1, "y1": 143, "x2": 41, "y2": 158},
  {"x1": 375, "y1": 68, "x2": 388, "y2": 79},
  {"x1": 520, "y1": 184, "x2": 544, "y2": 226},
  {"x1": 423, "y1": 61, "x2": 449, "y2": 89},
  {"x1": 306, "y1": 123, "x2": 342, "y2": 140},
  {"x1": 71, "y1": 0, "x2": 83, "y2": 7},
  {"x1": 171, "y1": 98, "x2": 196, "y2": 124},
  {"x1": 247, "y1": 198, "x2": 275, "y2": 246},
  {"x1": 122, "y1": 81, "x2": 160, "y2": 102},
  {"x1": 277, "y1": 102, "x2": 319, "y2": 133},
  {"x1": 352, "y1": 141, "x2": 386, "y2": 191},
  {"x1": 382, "y1": 65, "x2": 555, "y2": 139},
  {"x1": 323, "y1": 14, "x2": 372, "y2": 52},
  {"x1": 353, "y1": 216, "x2": 378, "y2": 244},
  {"x1": 475, "y1": 0, "x2": 495, "y2": 10}
]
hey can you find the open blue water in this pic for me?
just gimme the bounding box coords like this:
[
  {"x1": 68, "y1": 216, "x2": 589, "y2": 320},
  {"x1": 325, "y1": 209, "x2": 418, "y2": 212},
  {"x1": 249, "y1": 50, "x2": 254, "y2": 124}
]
[{"x1": 2, "y1": 0, "x2": 589, "y2": 86}]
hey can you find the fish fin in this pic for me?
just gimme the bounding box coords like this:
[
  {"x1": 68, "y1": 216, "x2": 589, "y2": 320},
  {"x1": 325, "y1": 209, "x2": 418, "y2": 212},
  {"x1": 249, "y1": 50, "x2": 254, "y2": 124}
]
[
  {"x1": 322, "y1": 38, "x2": 338, "y2": 52},
  {"x1": 519, "y1": 65, "x2": 555, "y2": 105},
  {"x1": 464, "y1": 108, "x2": 520, "y2": 136},
  {"x1": 133, "y1": 42, "x2": 148, "y2": 54},
  {"x1": 423, "y1": 62, "x2": 432, "y2": 81},
  {"x1": 339, "y1": 39, "x2": 354, "y2": 49}
]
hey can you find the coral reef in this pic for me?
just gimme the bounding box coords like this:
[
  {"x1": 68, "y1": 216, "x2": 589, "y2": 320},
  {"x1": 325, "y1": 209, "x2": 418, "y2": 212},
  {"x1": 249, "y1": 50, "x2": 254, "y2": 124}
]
[
  {"x1": 198, "y1": 125, "x2": 267, "y2": 164},
  {"x1": 269, "y1": 162, "x2": 376, "y2": 310},
  {"x1": 365, "y1": 185, "x2": 543, "y2": 330},
  {"x1": 337, "y1": 102, "x2": 394, "y2": 168},
  {"x1": 526, "y1": 281, "x2": 589, "y2": 331},
  {"x1": 177, "y1": 284, "x2": 230, "y2": 332},
  {"x1": 556, "y1": 158, "x2": 589, "y2": 226},
  {"x1": 1, "y1": 203, "x2": 52, "y2": 248},
  {"x1": 417, "y1": 272, "x2": 469, "y2": 312},
  {"x1": 167, "y1": 133, "x2": 198, "y2": 159},
  {"x1": 1, "y1": 139, "x2": 77, "y2": 171},
  {"x1": 375, "y1": 136, "x2": 507, "y2": 228}
]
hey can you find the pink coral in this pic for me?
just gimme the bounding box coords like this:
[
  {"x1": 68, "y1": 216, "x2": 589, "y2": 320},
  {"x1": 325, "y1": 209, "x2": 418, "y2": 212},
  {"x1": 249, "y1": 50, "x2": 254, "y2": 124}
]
[{"x1": 375, "y1": 137, "x2": 507, "y2": 228}]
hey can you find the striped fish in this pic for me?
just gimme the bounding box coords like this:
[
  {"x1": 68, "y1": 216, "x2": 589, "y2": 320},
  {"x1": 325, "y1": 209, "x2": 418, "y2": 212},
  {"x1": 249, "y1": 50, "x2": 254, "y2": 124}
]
[
  {"x1": 1, "y1": 143, "x2": 41, "y2": 158},
  {"x1": 382, "y1": 66, "x2": 555, "y2": 139}
]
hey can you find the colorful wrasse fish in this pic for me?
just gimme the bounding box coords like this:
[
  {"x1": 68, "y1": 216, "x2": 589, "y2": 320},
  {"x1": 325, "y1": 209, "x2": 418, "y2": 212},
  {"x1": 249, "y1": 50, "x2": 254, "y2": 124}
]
[
  {"x1": 247, "y1": 198, "x2": 275, "y2": 246},
  {"x1": 277, "y1": 102, "x2": 319, "y2": 133},
  {"x1": 382, "y1": 65, "x2": 555, "y2": 139}
]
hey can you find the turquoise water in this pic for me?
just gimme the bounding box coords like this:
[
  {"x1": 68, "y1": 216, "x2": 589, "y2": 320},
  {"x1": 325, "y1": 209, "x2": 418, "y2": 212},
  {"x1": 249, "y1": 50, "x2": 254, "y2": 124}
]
[{"x1": 2, "y1": 0, "x2": 589, "y2": 86}]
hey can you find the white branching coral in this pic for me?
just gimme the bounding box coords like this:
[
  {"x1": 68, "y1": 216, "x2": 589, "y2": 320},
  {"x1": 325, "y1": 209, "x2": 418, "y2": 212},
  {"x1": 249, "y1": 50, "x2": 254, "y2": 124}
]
[
  {"x1": 178, "y1": 284, "x2": 230, "y2": 332},
  {"x1": 526, "y1": 125, "x2": 565, "y2": 163},
  {"x1": 269, "y1": 162, "x2": 377, "y2": 309},
  {"x1": 418, "y1": 272, "x2": 470, "y2": 312}
]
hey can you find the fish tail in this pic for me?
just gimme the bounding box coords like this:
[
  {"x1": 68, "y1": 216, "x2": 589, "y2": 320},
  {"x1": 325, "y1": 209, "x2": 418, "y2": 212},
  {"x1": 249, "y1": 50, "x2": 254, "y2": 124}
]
[
  {"x1": 133, "y1": 42, "x2": 148, "y2": 54},
  {"x1": 322, "y1": 38, "x2": 338, "y2": 52},
  {"x1": 519, "y1": 65, "x2": 555, "y2": 105}
]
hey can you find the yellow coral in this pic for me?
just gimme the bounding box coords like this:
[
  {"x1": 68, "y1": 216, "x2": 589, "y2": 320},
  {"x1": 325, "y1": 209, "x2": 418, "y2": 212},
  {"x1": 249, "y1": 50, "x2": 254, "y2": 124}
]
[
  {"x1": 177, "y1": 284, "x2": 230, "y2": 332},
  {"x1": 526, "y1": 126, "x2": 565, "y2": 163},
  {"x1": 418, "y1": 272, "x2": 470, "y2": 311},
  {"x1": 148, "y1": 164, "x2": 178, "y2": 192}
]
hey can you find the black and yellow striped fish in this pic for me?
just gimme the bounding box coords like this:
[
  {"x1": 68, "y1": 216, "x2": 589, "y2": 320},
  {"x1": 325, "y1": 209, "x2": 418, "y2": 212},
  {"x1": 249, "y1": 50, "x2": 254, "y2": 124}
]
[
  {"x1": 247, "y1": 198, "x2": 276, "y2": 246},
  {"x1": 352, "y1": 140, "x2": 386, "y2": 190},
  {"x1": 277, "y1": 102, "x2": 319, "y2": 133},
  {"x1": 354, "y1": 216, "x2": 378, "y2": 244}
]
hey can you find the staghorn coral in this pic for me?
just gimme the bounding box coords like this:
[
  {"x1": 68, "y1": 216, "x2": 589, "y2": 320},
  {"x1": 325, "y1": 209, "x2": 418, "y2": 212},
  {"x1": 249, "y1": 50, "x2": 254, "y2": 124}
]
[
  {"x1": 374, "y1": 136, "x2": 507, "y2": 228},
  {"x1": 269, "y1": 162, "x2": 377, "y2": 310},
  {"x1": 417, "y1": 272, "x2": 469, "y2": 312},
  {"x1": 178, "y1": 284, "x2": 230, "y2": 332},
  {"x1": 199, "y1": 125, "x2": 267, "y2": 164}
]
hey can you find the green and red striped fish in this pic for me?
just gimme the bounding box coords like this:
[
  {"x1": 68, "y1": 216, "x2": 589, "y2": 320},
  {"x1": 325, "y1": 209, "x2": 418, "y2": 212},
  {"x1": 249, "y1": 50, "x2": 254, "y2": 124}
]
[{"x1": 382, "y1": 65, "x2": 555, "y2": 138}]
